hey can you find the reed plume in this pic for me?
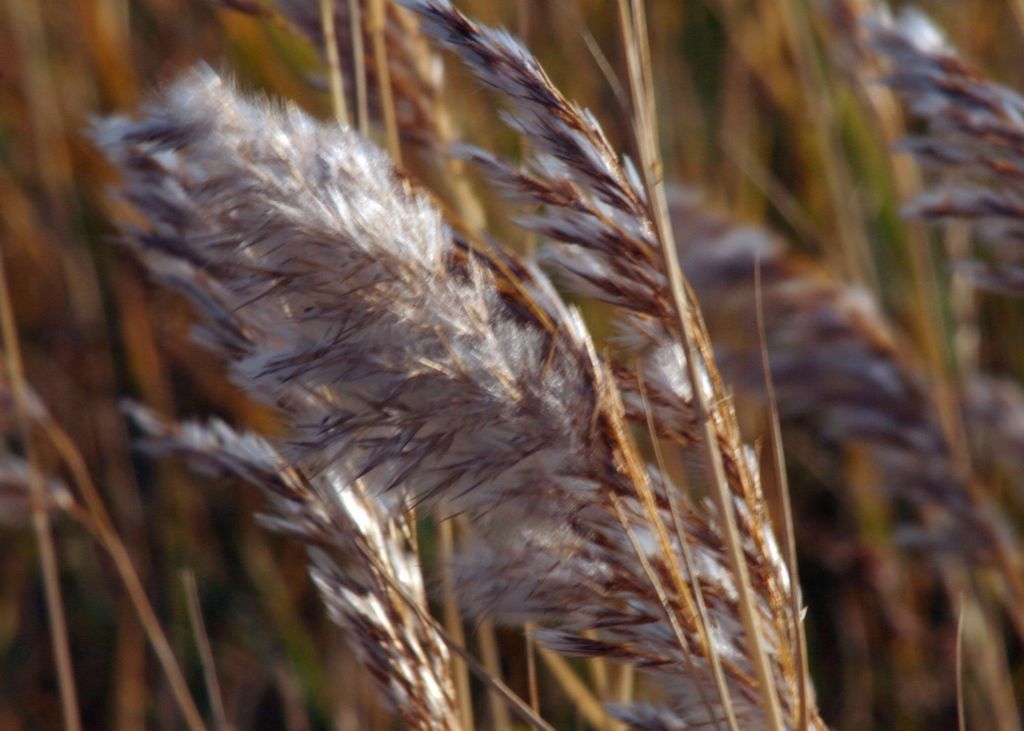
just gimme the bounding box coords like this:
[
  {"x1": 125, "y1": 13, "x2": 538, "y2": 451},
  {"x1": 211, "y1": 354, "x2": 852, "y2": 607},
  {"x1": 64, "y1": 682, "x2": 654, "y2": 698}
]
[
  {"x1": 95, "y1": 69, "x2": 467, "y2": 727},
  {"x1": 668, "y1": 189, "x2": 986, "y2": 546},
  {"x1": 402, "y1": 1, "x2": 822, "y2": 726},
  {"x1": 246, "y1": 0, "x2": 487, "y2": 228},
  {"x1": 94, "y1": 54, "x2": 820, "y2": 728},
  {"x1": 869, "y1": 8, "x2": 1024, "y2": 297},
  {"x1": 124, "y1": 404, "x2": 461, "y2": 730}
]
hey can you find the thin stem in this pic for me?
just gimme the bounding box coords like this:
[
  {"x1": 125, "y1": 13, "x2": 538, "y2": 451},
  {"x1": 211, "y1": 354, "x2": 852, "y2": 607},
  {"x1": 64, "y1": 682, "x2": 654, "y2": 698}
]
[
  {"x1": 0, "y1": 251, "x2": 81, "y2": 731},
  {"x1": 438, "y1": 518, "x2": 474, "y2": 731},
  {"x1": 755, "y1": 259, "x2": 809, "y2": 730},
  {"x1": 524, "y1": 623, "x2": 539, "y2": 714},
  {"x1": 1013, "y1": 0, "x2": 1024, "y2": 41},
  {"x1": 183, "y1": 571, "x2": 231, "y2": 731},
  {"x1": 583, "y1": 632, "x2": 608, "y2": 704},
  {"x1": 536, "y1": 647, "x2": 614, "y2": 730},
  {"x1": 616, "y1": 1, "x2": 784, "y2": 726},
  {"x1": 320, "y1": 0, "x2": 350, "y2": 126},
  {"x1": 368, "y1": 0, "x2": 401, "y2": 162},
  {"x1": 773, "y1": 0, "x2": 877, "y2": 292},
  {"x1": 614, "y1": 663, "x2": 634, "y2": 713},
  {"x1": 475, "y1": 607, "x2": 510, "y2": 727},
  {"x1": 347, "y1": 0, "x2": 369, "y2": 133},
  {"x1": 40, "y1": 416, "x2": 209, "y2": 731},
  {"x1": 956, "y1": 594, "x2": 966, "y2": 731}
]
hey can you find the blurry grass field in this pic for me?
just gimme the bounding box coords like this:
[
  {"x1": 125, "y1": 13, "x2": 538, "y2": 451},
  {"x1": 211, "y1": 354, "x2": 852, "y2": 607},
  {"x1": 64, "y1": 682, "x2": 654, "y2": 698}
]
[{"x1": 3, "y1": 0, "x2": 1024, "y2": 729}]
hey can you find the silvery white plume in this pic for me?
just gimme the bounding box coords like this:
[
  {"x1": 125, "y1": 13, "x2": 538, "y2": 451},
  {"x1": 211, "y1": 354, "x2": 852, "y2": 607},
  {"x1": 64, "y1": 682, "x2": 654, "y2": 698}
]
[
  {"x1": 124, "y1": 404, "x2": 460, "y2": 730},
  {"x1": 96, "y1": 64, "x2": 817, "y2": 728}
]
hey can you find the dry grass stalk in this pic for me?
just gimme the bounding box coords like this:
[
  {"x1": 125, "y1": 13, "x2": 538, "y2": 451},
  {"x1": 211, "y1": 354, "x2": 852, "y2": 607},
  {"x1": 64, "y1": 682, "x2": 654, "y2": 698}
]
[
  {"x1": 774, "y1": 0, "x2": 877, "y2": 294},
  {"x1": 269, "y1": 0, "x2": 484, "y2": 225},
  {"x1": 319, "y1": 0, "x2": 350, "y2": 125},
  {"x1": 436, "y1": 519, "x2": 473, "y2": 731},
  {"x1": 181, "y1": 570, "x2": 231, "y2": 731},
  {"x1": 0, "y1": 363, "x2": 211, "y2": 731},
  {"x1": 277, "y1": 0, "x2": 449, "y2": 148},
  {"x1": 347, "y1": 0, "x2": 370, "y2": 132},
  {"x1": 753, "y1": 261, "x2": 808, "y2": 731},
  {"x1": 368, "y1": 0, "x2": 402, "y2": 161},
  {"x1": 0, "y1": 253, "x2": 82, "y2": 731},
  {"x1": 616, "y1": 0, "x2": 783, "y2": 724},
  {"x1": 93, "y1": 57, "x2": 822, "y2": 727}
]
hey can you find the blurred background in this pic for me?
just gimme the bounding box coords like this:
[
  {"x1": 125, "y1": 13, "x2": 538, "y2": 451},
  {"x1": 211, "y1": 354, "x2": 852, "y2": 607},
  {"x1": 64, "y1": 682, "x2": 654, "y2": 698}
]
[{"x1": 2, "y1": 0, "x2": 1024, "y2": 728}]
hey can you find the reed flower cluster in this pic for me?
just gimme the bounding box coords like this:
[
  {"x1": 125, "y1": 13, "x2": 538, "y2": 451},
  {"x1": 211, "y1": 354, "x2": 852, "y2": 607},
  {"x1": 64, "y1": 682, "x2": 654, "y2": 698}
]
[
  {"x1": 870, "y1": 8, "x2": 1024, "y2": 296},
  {"x1": 6, "y1": 0, "x2": 1023, "y2": 728},
  {"x1": 92, "y1": 0, "x2": 827, "y2": 722}
]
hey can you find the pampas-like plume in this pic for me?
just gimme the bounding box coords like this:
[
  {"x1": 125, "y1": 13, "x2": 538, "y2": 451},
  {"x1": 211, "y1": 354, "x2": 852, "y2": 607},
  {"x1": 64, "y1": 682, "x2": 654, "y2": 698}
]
[
  {"x1": 668, "y1": 190, "x2": 990, "y2": 547},
  {"x1": 401, "y1": 1, "x2": 822, "y2": 727},
  {"x1": 400, "y1": 0, "x2": 765, "y2": 505},
  {"x1": 123, "y1": 404, "x2": 460, "y2": 730},
  {"x1": 96, "y1": 64, "x2": 817, "y2": 728},
  {"x1": 869, "y1": 9, "x2": 1024, "y2": 296},
  {"x1": 95, "y1": 69, "x2": 466, "y2": 728}
]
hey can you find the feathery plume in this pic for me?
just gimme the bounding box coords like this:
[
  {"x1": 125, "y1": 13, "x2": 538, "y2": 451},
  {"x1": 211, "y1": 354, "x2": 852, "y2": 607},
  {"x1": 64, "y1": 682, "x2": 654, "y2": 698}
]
[
  {"x1": 124, "y1": 404, "x2": 460, "y2": 730},
  {"x1": 272, "y1": 0, "x2": 486, "y2": 226},
  {"x1": 95, "y1": 70, "x2": 464, "y2": 728},
  {"x1": 869, "y1": 9, "x2": 1024, "y2": 296},
  {"x1": 668, "y1": 189, "x2": 990, "y2": 546},
  {"x1": 400, "y1": 0, "x2": 768, "y2": 505},
  {"x1": 96, "y1": 64, "x2": 818, "y2": 728},
  {"x1": 401, "y1": 1, "x2": 822, "y2": 726}
]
